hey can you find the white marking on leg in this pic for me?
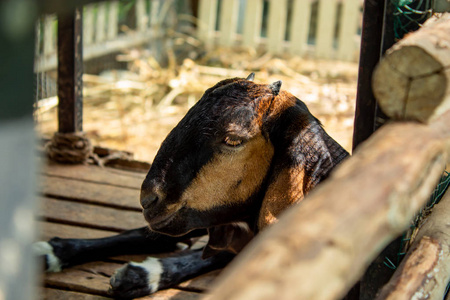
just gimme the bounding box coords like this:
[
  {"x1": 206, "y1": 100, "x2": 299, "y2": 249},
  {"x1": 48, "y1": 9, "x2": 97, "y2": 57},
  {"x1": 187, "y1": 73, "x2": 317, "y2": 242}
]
[
  {"x1": 130, "y1": 257, "x2": 163, "y2": 293},
  {"x1": 32, "y1": 242, "x2": 62, "y2": 272}
]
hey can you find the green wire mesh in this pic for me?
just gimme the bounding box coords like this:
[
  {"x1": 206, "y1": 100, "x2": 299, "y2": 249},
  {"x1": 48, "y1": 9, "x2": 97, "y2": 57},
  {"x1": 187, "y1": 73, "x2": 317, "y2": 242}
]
[
  {"x1": 384, "y1": 171, "x2": 450, "y2": 267},
  {"x1": 383, "y1": 171, "x2": 450, "y2": 298},
  {"x1": 391, "y1": 0, "x2": 433, "y2": 39}
]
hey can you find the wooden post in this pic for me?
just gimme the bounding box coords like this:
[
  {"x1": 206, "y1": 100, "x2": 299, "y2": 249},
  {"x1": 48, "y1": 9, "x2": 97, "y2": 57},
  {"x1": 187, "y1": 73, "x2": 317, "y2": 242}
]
[
  {"x1": 266, "y1": 0, "x2": 288, "y2": 54},
  {"x1": 197, "y1": 0, "x2": 218, "y2": 48},
  {"x1": 95, "y1": 2, "x2": 107, "y2": 43},
  {"x1": 242, "y1": 0, "x2": 263, "y2": 48},
  {"x1": 336, "y1": 0, "x2": 361, "y2": 61},
  {"x1": 107, "y1": 1, "x2": 119, "y2": 40},
  {"x1": 43, "y1": 15, "x2": 57, "y2": 56},
  {"x1": 136, "y1": 0, "x2": 148, "y2": 33},
  {"x1": 289, "y1": 0, "x2": 312, "y2": 56},
  {"x1": 57, "y1": 8, "x2": 83, "y2": 133},
  {"x1": 218, "y1": 0, "x2": 239, "y2": 47},
  {"x1": 316, "y1": 0, "x2": 337, "y2": 59},
  {"x1": 83, "y1": 4, "x2": 95, "y2": 46}
]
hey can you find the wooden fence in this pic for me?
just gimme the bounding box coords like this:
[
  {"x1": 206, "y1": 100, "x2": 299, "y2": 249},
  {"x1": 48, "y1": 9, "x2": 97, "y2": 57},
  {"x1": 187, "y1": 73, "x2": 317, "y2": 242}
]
[
  {"x1": 35, "y1": 0, "x2": 362, "y2": 73},
  {"x1": 198, "y1": 0, "x2": 363, "y2": 61},
  {"x1": 35, "y1": 0, "x2": 162, "y2": 72}
]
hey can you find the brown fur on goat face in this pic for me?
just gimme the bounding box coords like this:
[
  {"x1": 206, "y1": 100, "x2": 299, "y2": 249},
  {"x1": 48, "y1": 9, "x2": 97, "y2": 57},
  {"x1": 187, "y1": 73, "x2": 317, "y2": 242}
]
[{"x1": 140, "y1": 76, "x2": 349, "y2": 241}]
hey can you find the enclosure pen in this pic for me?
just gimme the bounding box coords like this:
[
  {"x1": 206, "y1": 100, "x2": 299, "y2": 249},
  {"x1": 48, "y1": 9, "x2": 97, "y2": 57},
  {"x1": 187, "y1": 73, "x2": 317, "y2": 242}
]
[{"x1": 31, "y1": 1, "x2": 450, "y2": 300}]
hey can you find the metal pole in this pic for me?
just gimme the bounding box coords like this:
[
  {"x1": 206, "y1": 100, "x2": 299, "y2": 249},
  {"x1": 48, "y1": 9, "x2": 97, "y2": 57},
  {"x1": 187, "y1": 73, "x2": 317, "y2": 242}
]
[
  {"x1": 352, "y1": 0, "x2": 393, "y2": 151},
  {"x1": 57, "y1": 8, "x2": 83, "y2": 133},
  {"x1": 353, "y1": 1, "x2": 399, "y2": 299}
]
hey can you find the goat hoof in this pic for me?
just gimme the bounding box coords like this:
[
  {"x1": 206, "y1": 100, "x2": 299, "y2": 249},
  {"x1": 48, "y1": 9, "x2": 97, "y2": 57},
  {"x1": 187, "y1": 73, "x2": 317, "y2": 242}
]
[
  {"x1": 109, "y1": 257, "x2": 163, "y2": 298},
  {"x1": 32, "y1": 241, "x2": 62, "y2": 272}
]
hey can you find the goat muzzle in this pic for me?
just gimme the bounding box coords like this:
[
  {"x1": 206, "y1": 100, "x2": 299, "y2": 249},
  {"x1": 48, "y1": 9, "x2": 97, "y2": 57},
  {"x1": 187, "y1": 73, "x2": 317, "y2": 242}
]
[{"x1": 140, "y1": 188, "x2": 165, "y2": 209}]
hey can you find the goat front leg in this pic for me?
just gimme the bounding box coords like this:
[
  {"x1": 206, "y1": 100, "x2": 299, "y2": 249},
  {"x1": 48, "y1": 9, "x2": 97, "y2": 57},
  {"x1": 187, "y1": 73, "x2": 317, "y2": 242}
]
[
  {"x1": 32, "y1": 227, "x2": 207, "y2": 272},
  {"x1": 109, "y1": 249, "x2": 234, "y2": 298}
]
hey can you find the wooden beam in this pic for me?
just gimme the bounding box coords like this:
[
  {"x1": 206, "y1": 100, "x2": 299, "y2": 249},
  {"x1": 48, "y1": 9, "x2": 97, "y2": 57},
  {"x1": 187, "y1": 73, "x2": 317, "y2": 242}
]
[
  {"x1": 57, "y1": 8, "x2": 83, "y2": 133},
  {"x1": 376, "y1": 188, "x2": 450, "y2": 300},
  {"x1": 205, "y1": 111, "x2": 450, "y2": 300}
]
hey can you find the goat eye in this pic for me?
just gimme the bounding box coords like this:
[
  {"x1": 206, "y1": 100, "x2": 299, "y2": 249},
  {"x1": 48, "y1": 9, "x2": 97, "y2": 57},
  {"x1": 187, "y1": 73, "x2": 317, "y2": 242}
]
[{"x1": 223, "y1": 136, "x2": 243, "y2": 147}]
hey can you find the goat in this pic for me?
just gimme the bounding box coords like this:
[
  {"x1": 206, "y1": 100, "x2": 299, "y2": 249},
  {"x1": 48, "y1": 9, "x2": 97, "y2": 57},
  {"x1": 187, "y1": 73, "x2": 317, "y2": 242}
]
[{"x1": 33, "y1": 74, "x2": 349, "y2": 298}]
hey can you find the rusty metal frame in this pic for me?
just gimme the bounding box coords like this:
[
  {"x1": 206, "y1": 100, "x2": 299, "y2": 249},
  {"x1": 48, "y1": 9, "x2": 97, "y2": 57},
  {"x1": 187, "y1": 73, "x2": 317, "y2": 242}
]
[{"x1": 57, "y1": 8, "x2": 83, "y2": 133}]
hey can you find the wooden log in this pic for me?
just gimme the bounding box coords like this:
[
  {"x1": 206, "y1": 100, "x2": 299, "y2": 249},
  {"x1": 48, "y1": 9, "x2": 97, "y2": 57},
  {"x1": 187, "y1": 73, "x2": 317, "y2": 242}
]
[
  {"x1": 375, "y1": 188, "x2": 450, "y2": 300},
  {"x1": 205, "y1": 112, "x2": 450, "y2": 300},
  {"x1": 373, "y1": 14, "x2": 450, "y2": 123}
]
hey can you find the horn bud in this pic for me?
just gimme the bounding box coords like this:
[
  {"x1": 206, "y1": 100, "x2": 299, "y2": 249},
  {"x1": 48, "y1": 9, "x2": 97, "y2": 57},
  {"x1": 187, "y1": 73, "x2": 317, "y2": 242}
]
[
  {"x1": 246, "y1": 72, "x2": 255, "y2": 81},
  {"x1": 269, "y1": 80, "x2": 282, "y2": 95}
]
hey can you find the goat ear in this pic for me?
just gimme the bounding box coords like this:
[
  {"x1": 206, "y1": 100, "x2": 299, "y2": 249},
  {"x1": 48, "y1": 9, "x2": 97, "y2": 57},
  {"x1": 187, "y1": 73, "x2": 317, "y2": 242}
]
[
  {"x1": 202, "y1": 223, "x2": 254, "y2": 259},
  {"x1": 257, "y1": 96, "x2": 348, "y2": 230},
  {"x1": 246, "y1": 72, "x2": 255, "y2": 81}
]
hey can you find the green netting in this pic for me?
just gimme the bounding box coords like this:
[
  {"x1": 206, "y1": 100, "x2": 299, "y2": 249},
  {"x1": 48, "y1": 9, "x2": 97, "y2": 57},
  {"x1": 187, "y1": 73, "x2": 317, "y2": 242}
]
[
  {"x1": 391, "y1": 0, "x2": 433, "y2": 39},
  {"x1": 383, "y1": 171, "x2": 450, "y2": 298},
  {"x1": 384, "y1": 171, "x2": 450, "y2": 267}
]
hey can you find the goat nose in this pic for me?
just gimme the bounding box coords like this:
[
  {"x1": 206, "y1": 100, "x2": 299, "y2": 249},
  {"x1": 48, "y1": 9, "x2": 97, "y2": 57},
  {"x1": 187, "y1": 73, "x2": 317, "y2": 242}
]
[{"x1": 140, "y1": 188, "x2": 164, "y2": 209}]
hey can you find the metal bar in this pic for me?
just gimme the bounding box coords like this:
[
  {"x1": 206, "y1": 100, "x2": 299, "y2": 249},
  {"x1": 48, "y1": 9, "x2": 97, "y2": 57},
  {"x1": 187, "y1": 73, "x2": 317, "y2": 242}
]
[
  {"x1": 352, "y1": 0, "x2": 388, "y2": 151},
  {"x1": 57, "y1": 8, "x2": 83, "y2": 133},
  {"x1": 353, "y1": 1, "x2": 399, "y2": 299}
]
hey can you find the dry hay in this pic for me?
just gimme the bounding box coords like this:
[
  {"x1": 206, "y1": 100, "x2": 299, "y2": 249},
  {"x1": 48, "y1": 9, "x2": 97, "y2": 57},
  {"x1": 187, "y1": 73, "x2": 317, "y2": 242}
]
[{"x1": 36, "y1": 47, "x2": 358, "y2": 163}]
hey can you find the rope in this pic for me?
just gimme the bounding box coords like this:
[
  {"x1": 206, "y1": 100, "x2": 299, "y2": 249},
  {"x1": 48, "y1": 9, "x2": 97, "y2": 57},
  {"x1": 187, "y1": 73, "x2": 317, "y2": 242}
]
[{"x1": 46, "y1": 132, "x2": 93, "y2": 164}]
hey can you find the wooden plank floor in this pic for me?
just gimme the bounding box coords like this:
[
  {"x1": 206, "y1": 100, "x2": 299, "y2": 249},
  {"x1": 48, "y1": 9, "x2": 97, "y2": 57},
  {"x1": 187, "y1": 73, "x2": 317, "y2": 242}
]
[{"x1": 38, "y1": 162, "x2": 219, "y2": 299}]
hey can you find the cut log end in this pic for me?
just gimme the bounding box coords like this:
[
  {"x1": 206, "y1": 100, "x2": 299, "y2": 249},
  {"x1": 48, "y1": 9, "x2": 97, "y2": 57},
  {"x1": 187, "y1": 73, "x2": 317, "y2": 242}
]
[
  {"x1": 372, "y1": 14, "x2": 450, "y2": 123},
  {"x1": 373, "y1": 47, "x2": 448, "y2": 123}
]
